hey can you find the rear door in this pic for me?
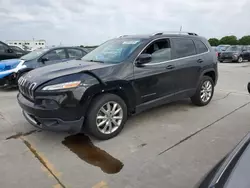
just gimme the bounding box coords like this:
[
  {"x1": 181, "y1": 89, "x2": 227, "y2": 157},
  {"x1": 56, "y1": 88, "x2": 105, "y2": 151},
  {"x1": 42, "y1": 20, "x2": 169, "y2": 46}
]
[
  {"x1": 66, "y1": 48, "x2": 87, "y2": 60},
  {"x1": 133, "y1": 38, "x2": 178, "y2": 104},
  {"x1": 243, "y1": 46, "x2": 250, "y2": 60},
  {"x1": 170, "y1": 37, "x2": 205, "y2": 94},
  {"x1": 39, "y1": 48, "x2": 68, "y2": 67}
]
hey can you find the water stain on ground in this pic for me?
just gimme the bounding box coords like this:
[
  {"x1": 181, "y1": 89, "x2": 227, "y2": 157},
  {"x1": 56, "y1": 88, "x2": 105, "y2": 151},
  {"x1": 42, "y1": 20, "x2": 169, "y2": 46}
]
[{"x1": 62, "y1": 133, "x2": 124, "y2": 174}]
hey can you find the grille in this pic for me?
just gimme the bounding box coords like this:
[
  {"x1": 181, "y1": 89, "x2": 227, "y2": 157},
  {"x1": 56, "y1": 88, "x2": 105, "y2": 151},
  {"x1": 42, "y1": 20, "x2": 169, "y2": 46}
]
[{"x1": 18, "y1": 77, "x2": 37, "y2": 99}]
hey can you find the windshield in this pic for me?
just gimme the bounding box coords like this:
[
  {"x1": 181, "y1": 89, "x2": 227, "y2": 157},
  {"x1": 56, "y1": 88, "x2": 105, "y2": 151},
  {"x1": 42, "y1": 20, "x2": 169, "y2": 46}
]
[
  {"x1": 226, "y1": 46, "x2": 241, "y2": 52},
  {"x1": 82, "y1": 39, "x2": 143, "y2": 63},
  {"x1": 21, "y1": 48, "x2": 48, "y2": 61}
]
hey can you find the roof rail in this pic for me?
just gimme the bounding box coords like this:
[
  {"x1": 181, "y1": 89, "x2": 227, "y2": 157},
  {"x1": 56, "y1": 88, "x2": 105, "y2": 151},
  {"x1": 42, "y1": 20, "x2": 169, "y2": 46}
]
[{"x1": 153, "y1": 31, "x2": 198, "y2": 36}]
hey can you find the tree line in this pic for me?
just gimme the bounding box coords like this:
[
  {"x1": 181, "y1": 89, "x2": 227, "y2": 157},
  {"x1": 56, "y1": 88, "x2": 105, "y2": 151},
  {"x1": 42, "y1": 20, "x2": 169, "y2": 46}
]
[{"x1": 208, "y1": 35, "x2": 250, "y2": 46}]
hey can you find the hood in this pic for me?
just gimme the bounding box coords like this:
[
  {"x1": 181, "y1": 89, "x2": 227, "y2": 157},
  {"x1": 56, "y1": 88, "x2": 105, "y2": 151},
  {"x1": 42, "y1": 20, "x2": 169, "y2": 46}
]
[
  {"x1": 222, "y1": 51, "x2": 240, "y2": 54},
  {"x1": 24, "y1": 60, "x2": 114, "y2": 85},
  {"x1": 0, "y1": 59, "x2": 22, "y2": 65},
  {"x1": 221, "y1": 51, "x2": 235, "y2": 56},
  {"x1": 0, "y1": 59, "x2": 22, "y2": 72}
]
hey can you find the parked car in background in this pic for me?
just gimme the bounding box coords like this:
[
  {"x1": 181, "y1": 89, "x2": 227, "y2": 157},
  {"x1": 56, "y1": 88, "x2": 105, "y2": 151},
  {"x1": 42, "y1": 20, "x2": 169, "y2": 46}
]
[
  {"x1": 217, "y1": 45, "x2": 230, "y2": 52},
  {"x1": 219, "y1": 45, "x2": 250, "y2": 63},
  {"x1": 215, "y1": 45, "x2": 230, "y2": 60},
  {"x1": 196, "y1": 132, "x2": 250, "y2": 188},
  {"x1": 211, "y1": 47, "x2": 219, "y2": 59},
  {"x1": 10, "y1": 46, "x2": 30, "y2": 55},
  {"x1": 0, "y1": 46, "x2": 87, "y2": 87},
  {"x1": 17, "y1": 31, "x2": 218, "y2": 140},
  {"x1": 0, "y1": 41, "x2": 28, "y2": 61}
]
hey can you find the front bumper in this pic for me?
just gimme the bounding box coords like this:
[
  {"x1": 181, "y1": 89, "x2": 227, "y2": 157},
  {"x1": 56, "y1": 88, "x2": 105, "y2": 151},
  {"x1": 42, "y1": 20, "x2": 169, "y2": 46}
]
[
  {"x1": 17, "y1": 93, "x2": 84, "y2": 133},
  {"x1": 0, "y1": 73, "x2": 17, "y2": 87}
]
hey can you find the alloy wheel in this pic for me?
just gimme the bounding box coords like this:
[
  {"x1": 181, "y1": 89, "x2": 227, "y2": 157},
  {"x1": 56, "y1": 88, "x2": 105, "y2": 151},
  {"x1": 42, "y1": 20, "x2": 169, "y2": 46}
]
[
  {"x1": 96, "y1": 101, "x2": 123, "y2": 134},
  {"x1": 238, "y1": 57, "x2": 243, "y2": 63},
  {"x1": 200, "y1": 80, "x2": 213, "y2": 103}
]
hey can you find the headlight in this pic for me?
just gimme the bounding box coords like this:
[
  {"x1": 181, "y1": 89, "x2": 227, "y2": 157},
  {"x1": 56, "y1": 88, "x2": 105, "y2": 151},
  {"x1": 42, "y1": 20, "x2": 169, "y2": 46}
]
[{"x1": 42, "y1": 81, "x2": 81, "y2": 91}]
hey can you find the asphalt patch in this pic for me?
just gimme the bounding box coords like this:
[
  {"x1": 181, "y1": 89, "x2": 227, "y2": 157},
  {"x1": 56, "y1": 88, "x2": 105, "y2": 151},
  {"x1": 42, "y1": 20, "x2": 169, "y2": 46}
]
[{"x1": 62, "y1": 133, "x2": 124, "y2": 174}]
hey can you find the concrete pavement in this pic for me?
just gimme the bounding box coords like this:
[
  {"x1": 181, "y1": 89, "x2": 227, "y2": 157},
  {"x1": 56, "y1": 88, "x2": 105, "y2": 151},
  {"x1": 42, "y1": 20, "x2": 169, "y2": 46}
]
[{"x1": 1, "y1": 62, "x2": 250, "y2": 188}]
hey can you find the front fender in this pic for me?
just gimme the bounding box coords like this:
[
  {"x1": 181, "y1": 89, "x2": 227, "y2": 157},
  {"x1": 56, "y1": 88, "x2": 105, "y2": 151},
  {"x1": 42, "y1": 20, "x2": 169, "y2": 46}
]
[{"x1": 80, "y1": 80, "x2": 137, "y2": 114}]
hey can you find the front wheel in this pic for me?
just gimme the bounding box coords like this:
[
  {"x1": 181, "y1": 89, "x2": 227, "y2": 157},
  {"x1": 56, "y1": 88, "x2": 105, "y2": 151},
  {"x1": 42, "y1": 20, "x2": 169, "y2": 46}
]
[
  {"x1": 238, "y1": 56, "x2": 243, "y2": 63},
  {"x1": 85, "y1": 94, "x2": 127, "y2": 140},
  {"x1": 191, "y1": 76, "x2": 214, "y2": 106}
]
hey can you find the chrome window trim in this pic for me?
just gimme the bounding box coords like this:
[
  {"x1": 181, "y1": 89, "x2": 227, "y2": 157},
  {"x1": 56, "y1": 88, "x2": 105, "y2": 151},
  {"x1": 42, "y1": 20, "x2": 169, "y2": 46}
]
[{"x1": 133, "y1": 36, "x2": 210, "y2": 66}]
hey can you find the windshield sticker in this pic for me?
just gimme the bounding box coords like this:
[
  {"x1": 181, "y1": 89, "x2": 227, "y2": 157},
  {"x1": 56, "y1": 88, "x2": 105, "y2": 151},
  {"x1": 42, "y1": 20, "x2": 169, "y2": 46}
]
[{"x1": 122, "y1": 41, "x2": 140, "y2": 45}]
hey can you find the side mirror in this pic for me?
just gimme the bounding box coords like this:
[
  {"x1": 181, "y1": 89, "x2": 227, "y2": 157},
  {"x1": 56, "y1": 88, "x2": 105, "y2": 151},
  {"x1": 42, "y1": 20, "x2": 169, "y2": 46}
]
[
  {"x1": 136, "y1": 54, "x2": 152, "y2": 66},
  {"x1": 7, "y1": 48, "x2": 13, "y2": 53},
  {"x1": 41, "y1": 57, "x2": 49, "y2": 63}
]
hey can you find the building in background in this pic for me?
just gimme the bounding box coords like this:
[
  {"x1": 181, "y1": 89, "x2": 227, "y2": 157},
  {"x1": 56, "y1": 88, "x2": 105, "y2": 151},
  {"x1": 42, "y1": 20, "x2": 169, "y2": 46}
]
[{"x1": 6, "y1": 40, "x2": 46, "y2": 51}]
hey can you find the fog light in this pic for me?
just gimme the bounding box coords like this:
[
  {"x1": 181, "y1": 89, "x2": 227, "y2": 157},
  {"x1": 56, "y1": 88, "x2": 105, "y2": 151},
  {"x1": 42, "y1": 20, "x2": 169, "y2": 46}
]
[{"x1": 41, "y1": 99, "x2": 59, "y2": 109}]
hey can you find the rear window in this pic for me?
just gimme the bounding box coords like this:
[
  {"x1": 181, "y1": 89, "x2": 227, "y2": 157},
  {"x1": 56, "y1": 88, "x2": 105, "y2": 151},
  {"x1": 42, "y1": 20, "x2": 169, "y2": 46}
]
[
  {"x1": 172, "y1": 38, "x2": 196, "y2": 59},
  {"x1": 194, "y1": 40, "x2": 208, "y2": 54}
]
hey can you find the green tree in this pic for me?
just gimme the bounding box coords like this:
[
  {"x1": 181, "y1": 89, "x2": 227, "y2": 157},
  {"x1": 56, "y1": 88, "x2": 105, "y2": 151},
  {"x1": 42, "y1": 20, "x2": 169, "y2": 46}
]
[
  {"x1": 219, "y1": 35, "x2": 238, "y2": 45},
  {"x1": 208, "y1": 38, "x2": 220, "y2": 46},
  {"x1": 238, "y1": 36, "x2": 250, "y2": 45}
]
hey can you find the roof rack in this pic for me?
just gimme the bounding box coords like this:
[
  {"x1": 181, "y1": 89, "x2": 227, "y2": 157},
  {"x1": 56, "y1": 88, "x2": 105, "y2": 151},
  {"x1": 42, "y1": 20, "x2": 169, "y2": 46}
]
[{"x1": 153, "y1": 31, "x2": 198, "y2": 36}]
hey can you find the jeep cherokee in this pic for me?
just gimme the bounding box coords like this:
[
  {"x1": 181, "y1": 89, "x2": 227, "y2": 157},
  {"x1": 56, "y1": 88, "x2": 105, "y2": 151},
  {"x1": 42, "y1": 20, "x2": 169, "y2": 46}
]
[{"x1": 17, "y1": 32, "x2": 218, "y2": 140}]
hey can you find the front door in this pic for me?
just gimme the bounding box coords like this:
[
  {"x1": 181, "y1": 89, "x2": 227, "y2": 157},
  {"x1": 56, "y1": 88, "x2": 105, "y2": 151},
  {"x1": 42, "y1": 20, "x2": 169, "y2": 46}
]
[
  {"x1": 133, "y1": 38, "x2": 177, "y2": 105},
  {"x1": 39, "y1": 48, "x2": 68, "y2": 67}
]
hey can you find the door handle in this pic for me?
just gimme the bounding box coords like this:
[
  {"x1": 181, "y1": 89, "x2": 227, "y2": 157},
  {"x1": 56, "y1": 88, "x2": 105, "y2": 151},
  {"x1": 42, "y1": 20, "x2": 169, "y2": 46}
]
[
  {"x1": 166, "y1": 65, "x2": 175, "y2": 69},
  {"x1": 197, "y1": 59, "x2": 203, "y2": 63}
]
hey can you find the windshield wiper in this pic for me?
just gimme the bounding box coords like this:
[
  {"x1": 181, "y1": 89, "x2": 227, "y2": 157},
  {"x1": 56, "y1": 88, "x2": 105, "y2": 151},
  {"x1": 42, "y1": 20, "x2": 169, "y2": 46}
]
[{"x1": 88, "y1": 60, "x2": 104, "y2": 63}]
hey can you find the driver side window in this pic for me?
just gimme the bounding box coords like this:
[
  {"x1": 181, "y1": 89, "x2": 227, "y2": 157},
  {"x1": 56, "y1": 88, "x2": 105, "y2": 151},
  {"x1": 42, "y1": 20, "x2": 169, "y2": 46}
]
[
  {"x1": 42, "y1": 49, "x2": 66, "y2": 62},
  {"x1": 142, "y1": 39, "x2": 171, "y2": 63}
]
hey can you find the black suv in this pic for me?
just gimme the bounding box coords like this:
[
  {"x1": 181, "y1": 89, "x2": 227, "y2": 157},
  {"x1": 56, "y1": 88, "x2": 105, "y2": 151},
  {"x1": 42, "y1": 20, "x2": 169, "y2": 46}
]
[
  {"x1": 17, "y1": 32, "x2": 218, "y2": 140},
  {"x1": 219, "y1": 45, "x2": 250, "y2": 63},
  {"x1": 0, "y1": 41, "x2": 27, "y2": 60}
]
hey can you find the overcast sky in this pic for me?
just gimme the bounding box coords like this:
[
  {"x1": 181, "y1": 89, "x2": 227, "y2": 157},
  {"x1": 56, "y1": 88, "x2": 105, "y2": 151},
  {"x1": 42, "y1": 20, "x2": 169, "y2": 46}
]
[{"x1": 0, "y1": 0, "x2": 249, "y2": 46}]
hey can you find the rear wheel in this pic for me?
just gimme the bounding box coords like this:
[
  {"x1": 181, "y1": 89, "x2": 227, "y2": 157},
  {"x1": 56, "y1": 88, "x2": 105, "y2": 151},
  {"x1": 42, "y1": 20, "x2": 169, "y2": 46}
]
[
  {"x1": 191, "y1": 76, "x2": 214, "y2": 106},
  {"x1": 85, "y1": 94, "x2": 127, "y2": 140}
]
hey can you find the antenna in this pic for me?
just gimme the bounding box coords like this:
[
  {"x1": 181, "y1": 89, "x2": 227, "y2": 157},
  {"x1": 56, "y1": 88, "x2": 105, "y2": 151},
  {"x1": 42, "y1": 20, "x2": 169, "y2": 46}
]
[{"x1": 179, "y1": 26, "x2": 182, "y2": 34}]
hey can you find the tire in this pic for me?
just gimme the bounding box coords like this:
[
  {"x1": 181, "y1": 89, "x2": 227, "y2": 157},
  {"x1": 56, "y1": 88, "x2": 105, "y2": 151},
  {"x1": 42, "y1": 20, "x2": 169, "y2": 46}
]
[
  {"x1": 238, "y1": 56, "x2": 243, "y2": 63},
  {"x1": 219, "y1": 60, "x2": 223, "y2": 63},
  {"x1": 85, "y1": 93, "x2": 127, "y2": 140},
  {"x1": 191, "y1": 76, "x2": 214, "y2": 106}
]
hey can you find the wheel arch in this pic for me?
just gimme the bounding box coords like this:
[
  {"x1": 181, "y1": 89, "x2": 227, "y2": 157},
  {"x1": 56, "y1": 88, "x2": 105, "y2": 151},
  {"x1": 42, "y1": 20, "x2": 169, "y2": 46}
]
[
  {"x1": 17, "y1": 68, "x2": 33, "y2": 77},
  {"x1": 80, "y1": 80, "x2": 137, "y2": 116},
  {"x1": 200, "y1": 68, "x2": 217, "y2": 85}
]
